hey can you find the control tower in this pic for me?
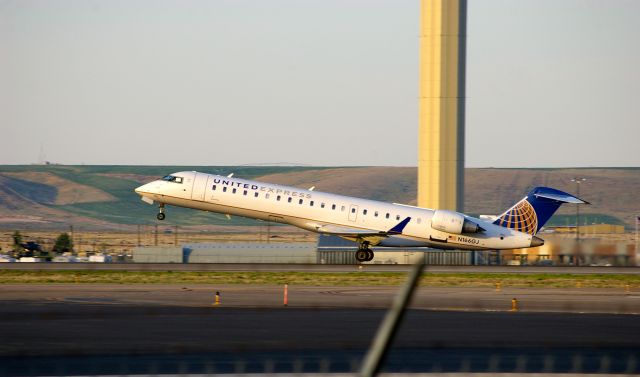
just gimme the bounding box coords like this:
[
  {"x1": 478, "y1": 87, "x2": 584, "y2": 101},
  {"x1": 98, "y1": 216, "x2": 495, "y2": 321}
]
[{"x1": 418, "y1": 0, "x2": 467, "y2": 211}]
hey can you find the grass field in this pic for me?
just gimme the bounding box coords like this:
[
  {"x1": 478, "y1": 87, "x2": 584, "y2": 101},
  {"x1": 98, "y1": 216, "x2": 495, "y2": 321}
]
[{"x1": 1, "y1": 270, "x2": 639, "y2": 288}]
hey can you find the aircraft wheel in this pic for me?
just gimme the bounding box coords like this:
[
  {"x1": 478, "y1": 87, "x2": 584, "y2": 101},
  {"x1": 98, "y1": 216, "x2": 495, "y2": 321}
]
[
  {"x1": 157, "y1": 213, "x2": 166, "y2": 221},
  {"x1": 355, "y1": 250, "x2": 368, "y2": 262},
  {"x1": 366, "y1": 250, "x2": 375, "y2": 261}
]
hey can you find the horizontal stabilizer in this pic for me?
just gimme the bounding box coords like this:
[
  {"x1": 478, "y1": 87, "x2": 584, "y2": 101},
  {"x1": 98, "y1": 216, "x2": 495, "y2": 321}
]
[{"x1": 534, "y1": 191, "x2": 589, "y2": 204}]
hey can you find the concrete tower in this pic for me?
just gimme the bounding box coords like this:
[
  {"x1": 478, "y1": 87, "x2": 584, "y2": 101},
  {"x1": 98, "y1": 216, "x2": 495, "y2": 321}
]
[{"x1": 418, "y1": 0, "x2": 467, "y2": 211}]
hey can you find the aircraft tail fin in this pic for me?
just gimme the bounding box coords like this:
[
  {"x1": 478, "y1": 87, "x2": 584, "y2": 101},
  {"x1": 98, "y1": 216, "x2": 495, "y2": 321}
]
[{"x1": 493, "y1": 187, "x2": 588, "y2": 235}]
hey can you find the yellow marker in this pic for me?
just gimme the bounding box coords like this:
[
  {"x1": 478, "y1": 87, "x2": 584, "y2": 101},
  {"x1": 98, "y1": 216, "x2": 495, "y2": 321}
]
[
  {"x1": 283, "y1": 284, "x2": 288, "y2": 307},
  {"x1": 625, "y1": 284, "x2": 631, "y2": 294},
  {"x1": 576, "y1": 282, "x2": 582, "y2": 289},
  {"x1": 495, "y1": 282, "x2": 501, "y2": 292},
  {"x1": 214, "y1": 291, "x2": 220, "y2": 306},
  {"x1": 510, "y1": 298, "x2": 518, "y2": 312}
]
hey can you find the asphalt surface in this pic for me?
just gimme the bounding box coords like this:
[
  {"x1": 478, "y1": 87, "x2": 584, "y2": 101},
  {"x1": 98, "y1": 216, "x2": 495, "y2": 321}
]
[
  {"x1": 1, "y1": 284, "x2": 639, "y2": 313},
  {"x1": 1, "y1": 284, "x2": 640, "y2": 375},
  {"x1": 2, "y1": 262, "x2": 640, "y2": 274}
]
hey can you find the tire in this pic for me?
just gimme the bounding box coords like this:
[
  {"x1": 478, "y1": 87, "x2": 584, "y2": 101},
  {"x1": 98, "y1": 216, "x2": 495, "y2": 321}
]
[
  {"x1": 157, "y1": 213, "x2": 166, "y2": 221},
  {"x1": 366, "y1": 250, "x2": 375, "y2": 261},
  {"x1": 355, "y1": 250, "x2": 368, "y2": 262}
]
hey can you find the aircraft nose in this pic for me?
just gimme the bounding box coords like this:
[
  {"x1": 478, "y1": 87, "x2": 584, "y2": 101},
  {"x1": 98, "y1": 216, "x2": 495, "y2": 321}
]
[
  {"x1": 530, "y1": 236, "x2": 545, "y2": 247},
  {"x1": 135, "y1": 182, "x2": 151, "y2": 194}
]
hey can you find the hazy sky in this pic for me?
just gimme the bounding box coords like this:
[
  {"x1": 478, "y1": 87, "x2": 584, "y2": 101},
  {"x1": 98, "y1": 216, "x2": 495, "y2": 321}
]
[{"x1": 1, "y1": 0, "x2": 639, "y2": 167}]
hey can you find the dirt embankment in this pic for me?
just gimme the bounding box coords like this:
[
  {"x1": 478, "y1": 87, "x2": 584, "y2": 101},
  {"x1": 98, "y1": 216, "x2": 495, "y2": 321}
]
[{"x1": 1, "y1": 172, "x2": 115, "y2": 205}]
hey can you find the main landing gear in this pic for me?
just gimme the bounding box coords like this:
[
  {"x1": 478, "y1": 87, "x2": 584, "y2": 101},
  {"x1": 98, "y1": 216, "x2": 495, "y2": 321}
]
[
  {"x1": 157, "y1": 204, "x2": 166, "y2": 221},
  {"x1": 355, "y1": 242, "x2": 374, "y2": 263}
]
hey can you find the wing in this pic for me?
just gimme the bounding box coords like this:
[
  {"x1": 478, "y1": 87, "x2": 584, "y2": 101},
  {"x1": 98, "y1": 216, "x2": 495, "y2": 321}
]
[{"x1": 315, "y1": 217, "x2": 411, "y2": 246}]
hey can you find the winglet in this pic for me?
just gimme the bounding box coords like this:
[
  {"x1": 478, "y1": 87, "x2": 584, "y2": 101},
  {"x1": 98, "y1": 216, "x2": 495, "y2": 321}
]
[{"x1": 388, "y1": 217, "x2": 411, "y2": 235}]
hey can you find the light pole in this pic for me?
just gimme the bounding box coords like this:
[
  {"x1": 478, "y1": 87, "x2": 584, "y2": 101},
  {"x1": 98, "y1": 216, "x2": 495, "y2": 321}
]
[
  {"x1": 571, "y1": 178, "x2": 586, "y2": 266},
  {"x1": 636, "y1": 216, "x2": 640, "y2": 266}
]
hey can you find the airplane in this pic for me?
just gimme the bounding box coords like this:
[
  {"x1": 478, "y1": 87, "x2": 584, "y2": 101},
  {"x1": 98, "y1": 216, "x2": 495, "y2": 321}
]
[{"x1": 134, "y1": 171, "x2": 588, "y2": 262}]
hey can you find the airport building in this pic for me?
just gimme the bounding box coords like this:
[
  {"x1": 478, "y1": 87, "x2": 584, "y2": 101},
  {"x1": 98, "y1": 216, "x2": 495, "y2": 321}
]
[
  {"x1": 501, "y1": 240, "x2": 636, "y2": 266},
  {"x1": 133, "y1": 243, "x2": 316, "y2": 264},
  {"x1": 131, "y1": 228, "x2": 637, "y2": 266},
  {"x1": 133, "y1": 239, "x2": 493, "y2": 265},
  {"x1": 316, "y1": 235, "x2": 483, "y2": 265},
  {"x1": 548, "y1": 224, "x2": 625, "y2": 235}
]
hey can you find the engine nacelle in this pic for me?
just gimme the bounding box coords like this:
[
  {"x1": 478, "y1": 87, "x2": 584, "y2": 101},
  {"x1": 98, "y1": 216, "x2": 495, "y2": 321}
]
[{"x1": 430, "y1": 210, "x2": 482, "y2": 234}]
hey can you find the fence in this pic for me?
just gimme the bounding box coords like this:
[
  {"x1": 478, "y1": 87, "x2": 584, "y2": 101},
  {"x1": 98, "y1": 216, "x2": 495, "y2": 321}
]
[{"x1": 3, "y1": 349, "x2": 638, "y2": 375}]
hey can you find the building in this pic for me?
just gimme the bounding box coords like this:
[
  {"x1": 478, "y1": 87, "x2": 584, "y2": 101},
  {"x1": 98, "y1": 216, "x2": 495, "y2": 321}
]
[
  {"x1": 418, "y1": 0, "x2": 467, "y2": 212},
  {"x1": 133, "y1": 243, "x2": 316, "y2": 264},
  {"x1": 317, "y1": 235, "x2": 484, "y2": 265}
]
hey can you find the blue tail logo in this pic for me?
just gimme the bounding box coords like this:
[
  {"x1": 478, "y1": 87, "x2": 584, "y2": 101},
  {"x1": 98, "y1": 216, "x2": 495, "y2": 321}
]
[{"x1": 493, "y1": 187, "x2": 588, "y2": 235}]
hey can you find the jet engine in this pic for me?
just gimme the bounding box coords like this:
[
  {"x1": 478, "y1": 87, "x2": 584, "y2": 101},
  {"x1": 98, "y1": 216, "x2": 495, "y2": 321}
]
[{"x1": 430, "y1": 210, "x2": 483, "y2": 234}]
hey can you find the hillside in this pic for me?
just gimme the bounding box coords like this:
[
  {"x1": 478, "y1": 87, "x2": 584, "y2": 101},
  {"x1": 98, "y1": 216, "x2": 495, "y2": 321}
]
[{"x1": 0, "y1": 165, "x2": 638, "y2": 230}]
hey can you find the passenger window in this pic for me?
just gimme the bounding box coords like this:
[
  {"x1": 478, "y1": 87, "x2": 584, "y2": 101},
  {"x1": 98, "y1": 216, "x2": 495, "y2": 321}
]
[
  {"x1": 243, "y1": 190, "x2": 247, "y2": 196},
  {"x1": 254, "y1": 192, "x2": 259, "y2": 198},
  {"x1": 363, "y1": 209, "x2": 367, "y2": 215},
  {"x1": 385, "y1": 213, "x2": 390, "y2": 219},
  {"x1": 277, "y1": 195, "x2": 281, "y2": 201},
  {"x1": 175, "y1": 177, "x2": 183, "y2": 184},
  {"x1": 232, "y1": 188, "x2": 237, "y2": 194},
  {"x1": 223, "y1": 187, "x2": 227, "y2": 193},
  {"x1": 351, "y1": 208, "x2": 356, "y2": 214},
  {"x1": 310, "y1": 201, "x2": 314, "y2": 207},
  {"x1": 288, "y1": 197, "x2": 292, "y2": 203},
  {"x1": 396, "y1": 215, "x2": 400, "y2": 220},
  {"x1": 299, "y1": 199, "x2": 303, "y2": 205},
  {"x1": 265, "y1": 193, "x2": 270, "y2": 199},
  {"x1": 332, "y1": 204, "x2": 336, "y2": 210},
  {"x1": 321, "y1": 203, "x2": 325, "y2": 208},
  {"x1": 374, "y1": 211, "x2": 378, "y2": 217},
  {"x1": 212, "y1": 185, "x2": 217, "y2": 191}
]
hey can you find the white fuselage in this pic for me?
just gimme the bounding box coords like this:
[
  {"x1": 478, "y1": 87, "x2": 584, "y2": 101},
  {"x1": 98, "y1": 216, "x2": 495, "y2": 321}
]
[{"x1": 135, "y1": 171, "x2": 537, "y2": 251}]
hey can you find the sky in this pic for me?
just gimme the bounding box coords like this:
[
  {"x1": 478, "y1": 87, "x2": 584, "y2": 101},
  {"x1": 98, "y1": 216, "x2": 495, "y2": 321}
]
[{"x1": 1, "y1": 0, "x2": 639, "y2": 167}]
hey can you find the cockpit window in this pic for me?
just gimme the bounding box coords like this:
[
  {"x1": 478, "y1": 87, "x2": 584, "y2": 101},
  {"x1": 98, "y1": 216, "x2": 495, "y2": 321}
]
[{"x1": 162, "y1": 175, "x2": 183, "y2": 184}]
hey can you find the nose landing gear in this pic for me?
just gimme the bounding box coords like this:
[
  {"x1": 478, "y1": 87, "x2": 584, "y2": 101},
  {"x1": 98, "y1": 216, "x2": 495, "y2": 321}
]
[{"x1": 157, "y1": 204, "x2": 166, "y2": 221}]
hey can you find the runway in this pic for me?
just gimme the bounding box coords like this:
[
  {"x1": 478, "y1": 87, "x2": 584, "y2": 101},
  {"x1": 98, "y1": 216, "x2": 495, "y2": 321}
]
[
  {"x1": 2, "y1": 263, "x2": 640, "y2": 274},
  {"x1": 2, "y1": 284, "x2": 640, "y2": 313},
  {"x1": 1, "y1": 284, "x2": 640, "y2": 375}
]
